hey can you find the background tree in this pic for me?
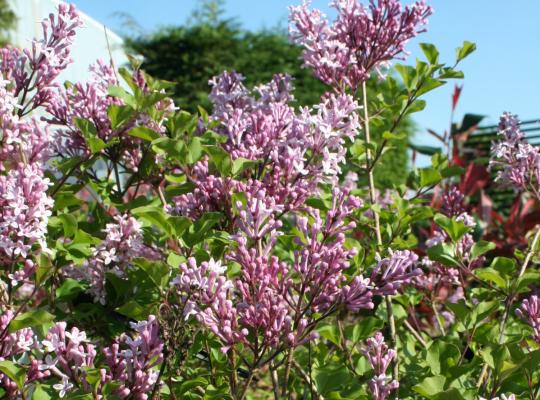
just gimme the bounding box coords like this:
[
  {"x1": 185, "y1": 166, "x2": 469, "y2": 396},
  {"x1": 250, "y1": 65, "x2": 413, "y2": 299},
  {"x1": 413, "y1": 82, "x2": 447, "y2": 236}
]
[
  {"x1": 124, "y1": 0, "x2": 414, "y2": 187},
  {"x1": 0, "y1": 0, "x2": 16, "y2": 47}
]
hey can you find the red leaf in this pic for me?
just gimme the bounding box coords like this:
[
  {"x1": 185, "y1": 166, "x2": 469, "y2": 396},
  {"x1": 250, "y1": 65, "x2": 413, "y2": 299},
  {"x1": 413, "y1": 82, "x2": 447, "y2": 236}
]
[
  {"x1": 452, "y1": 84, "x2": 463, "y2": 112},
  {"x1": 459, "y1": 163, "x2": 489, "y2": 196}
]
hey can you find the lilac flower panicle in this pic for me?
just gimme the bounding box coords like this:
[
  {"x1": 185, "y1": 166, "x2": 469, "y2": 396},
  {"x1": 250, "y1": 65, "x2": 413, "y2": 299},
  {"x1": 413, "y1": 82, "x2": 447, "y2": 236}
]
[
  {"x1": 102, "y1": 315, "x2": 164, "y2": 399},
  {"x1": 490, "y1": 113, "x2": 540, "y2": 194},
  {"x1": 0, "y1": 4, "x2": 82, "y2": 111},
  {"x1": 362, "y1": 332, "x2": 399, "y2": 400},
  {"x1": 371, "y1": 249, "x2": 422, "y2": 296},
  {"x1": 65, "y1": 214, "x2": 160, "y2": 304},
  {"x1": 516, "y1": 295, "x2": 540, "y2": 345},
  {"x1": 289, "y1": 0, "x2": 432, "y2": 89}
]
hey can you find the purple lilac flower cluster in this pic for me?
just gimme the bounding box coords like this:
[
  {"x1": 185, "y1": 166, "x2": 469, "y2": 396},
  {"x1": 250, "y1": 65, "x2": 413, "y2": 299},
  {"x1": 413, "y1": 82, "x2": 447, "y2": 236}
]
[
  {"x1": 516, "y1": 295, "x2": 540, "y2": 345},
  {"x1": 490, "y1": 113, "x2": 540, "y2": 197},
  {"x1": 362, "y1": 332, "x2": 399, "y2": 400},
  {"x1": 172, "y1": 188, "x2": 421, "y2": 357},
  {"x1": 0, "y1": 6, "x2": 79, "y2": 284},
  {"x1": 0, "y1": 312, "x2": 163, "y2": 399},
  {"x1": 289, "y1": 0, "x2": 432, "y2": 90},
  {"x1": 66, "y1": 214, "x2": 161, "y2": 304},
  {"x1": 171, "y1": 71, "x2": 360, "y2": 220}
]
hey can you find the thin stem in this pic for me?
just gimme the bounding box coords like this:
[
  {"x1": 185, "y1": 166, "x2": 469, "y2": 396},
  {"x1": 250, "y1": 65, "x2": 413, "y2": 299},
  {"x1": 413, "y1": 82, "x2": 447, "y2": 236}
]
[
  {"x1": 237, "y1": 371, "x2": 254, "y2": 400},
  {"x1": 51, "y1": 157, "x2": 89, "y2": 197},
  {"x1": 403, "y1": 319, "x2": 428, "y2": 348},
  {"x1": 150, "y1": 348, "x2": 168, "y2": 400},
  {"x1": 293, "y1": 361, "x2": 323, "y2": 400},
  {"x1": 361, "y1": 80, "x2": 399, "y2": 385},
  {"x1": 113, "y1": 161, "x2": 123, "y2": 195},
  {"x1": 229, "y1": 350, "x2": 238, "y2": 397},
  {"x1": 270, "y1": 362, "x2": 280, "y2": 400},
  {"x1": 498, "y1": 226, "x2": 540, "y2": 343},
  {"x1": 361, "y1": 81, "x2": 382, "y2": 247},
  {"x1": 477, "y1": 226, "x2": 540, "y2": 392},
  {"x1": 282, "y1": 349, "x2": 294, "y2": 397},
  {"x1": 431, "y1": 301, "x2": 446, "y2": 336}
]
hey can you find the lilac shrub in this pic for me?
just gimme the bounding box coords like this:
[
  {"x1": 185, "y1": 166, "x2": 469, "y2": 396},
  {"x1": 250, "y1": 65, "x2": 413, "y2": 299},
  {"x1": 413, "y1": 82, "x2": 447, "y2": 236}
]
[{"x1": 2, "y1": 0, "x2": 537, "y2": 399}]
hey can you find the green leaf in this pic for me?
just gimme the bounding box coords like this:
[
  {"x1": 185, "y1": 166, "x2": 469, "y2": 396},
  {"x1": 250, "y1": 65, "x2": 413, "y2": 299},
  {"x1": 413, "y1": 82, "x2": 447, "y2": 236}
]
[
  {"x1": 395, "y1": 64, "x2": 416, "y2": 90},
  {"x1": 416, "y1": 77, "x2": 445, "y2": 97},
  {"x1": 74, "y1": 118, "x2": 109, "y2": 154},
  {"x1": 36, "y1": 254, "x2": 53, "y2": 285},
  {"x1": 407, "y1": 99, "x2": 427, "y2": 114},
  {"x1": 318, "y1": 324, "x2": 340, "y2": 346},
  {"x1": 517, "y1": 271, "x2": 540, "y2": 293},
  {"x1": 56, "y1": 278, "x2": 87, "y2": 302},
  {"x1": 116, "y1": 300, "x2": 148, "y2": 320},
  {"x1": 8, "y1": 309, "x2": 55, "y2": 332},
  {"x1": 131, "y1": 206, "x2": 174, "y2": 236},
  {"x1": 313, "y1": 365, "x2": 350, "y2": 395},
  {"x1": 204, "y1": 145, "x2": 232, "y2": 176},
  {"x1": 0, "y1": 360, "x2": 25, "y2": 389},
  {"x1": 187, "y1": 136, "x2": 203, "y2": 164},
  {"x1": 474, "y1": 268, "x2": 508, "y2": 289},
  {"x1": 427, "y1": 243, "x2": 459, "y2": 267},
  {"x1": 174, "y1": 377, "x2": 208, "y2": 396},
  {"x1": 382, "y1": 131, "x2": 407, "y2": 141},
  {"x1": 108, "y1": 104, "x2": 134, "y2": 130},
  {"x1": 445, "y1": 300, "x2": 470, "y2": 324},
  {"x1": 433, "y1": 388, "x2": 466, "y2": 400},
  {"x1": 57, "y1": 213, "x2": 78, "y2": 237},
  {"x1": 108, "y1": 85, "x2": 136, "y2": 108},
  {"x1": 169, "y1": 216, "x2": 192, "y2": 237},
  {"x1": 232, "y1": 157, "x2": 258, "y2": 176},
  {"x1": 490, "y1": 257, "x2": 516, "y2": 276},
  {"x1": 420, "y1": 43, "x2": 440, "y2": 64},
  {"x1": 129, "y1": 126, "x2": 161, "y2": 142},
  {"x1": 419, "y1": 167, "x2": 442, "y2": 187},
  {"x1": 33, "y1": 384, "x2": 52, "y2": 400},
  {"x1": 426, "y1": 340, "x2": 460, "y2": 375},
  {"x1": 152, "y1": 137, "x2": 186, "y2": 160},
  {"x1": 167, "y1": 252, "x2": 185, "y2": 268},
  {"x1": 409, "y1": 143, "x2": 442, "y2": 156},
  {"x1": 456, "y1": 41, "x2": 477, "y2": 63},
  {"x1": 349, "y1": 317, "x2": 384, "y2": 342},
  {"x1": 184, "y1": 212, "x2": 223, "y2": 247},
  {"x1": 441, "y1": 165, "x2": 464, "y2": 178},
  {"x1": 434, "y1": 213, "x2": 470, "y2": 242},
  {"x1": 470, "y1": 241, "x2": 496, "y2": 260},
  {"x1": 134, "y1": 258, "x2": 170, "y2": 289},
  {"x1": 413, "y1": 375, "x2": 446, "y2": 398}
]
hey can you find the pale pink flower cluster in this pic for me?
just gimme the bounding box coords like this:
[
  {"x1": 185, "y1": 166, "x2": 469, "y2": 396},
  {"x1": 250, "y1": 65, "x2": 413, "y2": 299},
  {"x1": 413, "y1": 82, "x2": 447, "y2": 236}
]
[
  {"x1": 0, "y1": 164, "x2": 53, "y2": 272},
  {"x1": 46, "y1": 60, "x2": 121, "y2": 157},
  {"x1": 289, "y1": 0, "x2": 432, "y2": 90},
  {"x1": 421, "y1": 187, "x2": 481, "y2": 280},
  {"x1": 490, "y1": 113, "x2": 540, "y2": 196},
  {"x1": 172, "y1": 71, "x2": 360, "y2": 219},
  {"x1": 45, "y1": 60, "x2": 175, "y2": 171},
  {"x1": 0, "y1": 6, "x2": 69, "y2": 280},
  {"x1": 173, "y1": 187, "x2": 420, "y2": 356},
  {"x1": 516, "y1": 295, "x2": 540, "y2": 345},
  {"x1": 0, "y1": 4, "x2": 82, "y2": 114},
  {"x1": 417, "y1": 188, "x2": 480, "y2": 329},
  {"x1": 102, "y1": 315, "x2": 164, "y2": 399},
  {"x1": 370, "y1": 249, "x2": 421, "y2": 296},
  {"x1": 362, "y1": 332, "x2": 399, "y2": 400},
  {"x1": 0, "y1": 311, "x2": 47, "y2": 397},
  {"x1": 66, "y1": 214, "x2": 161, "y2": 304},
  {"x1": 0, "y1": 312, "x2": 163, "y2": 399}
]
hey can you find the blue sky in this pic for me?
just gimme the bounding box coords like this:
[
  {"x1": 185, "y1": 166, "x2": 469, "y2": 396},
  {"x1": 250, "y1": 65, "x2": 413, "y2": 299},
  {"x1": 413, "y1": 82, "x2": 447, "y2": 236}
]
[{"x1": 65, "y1": 0, "x2": 540, "y2": 159}]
